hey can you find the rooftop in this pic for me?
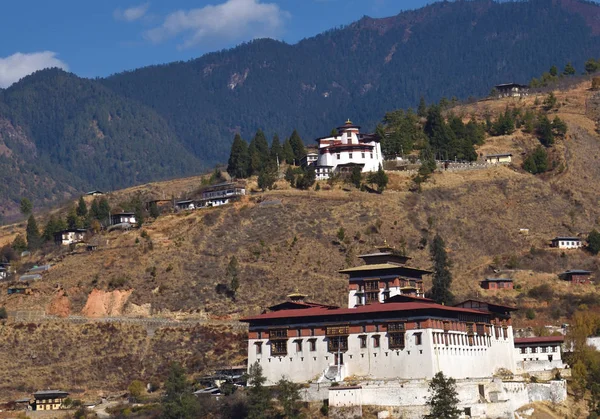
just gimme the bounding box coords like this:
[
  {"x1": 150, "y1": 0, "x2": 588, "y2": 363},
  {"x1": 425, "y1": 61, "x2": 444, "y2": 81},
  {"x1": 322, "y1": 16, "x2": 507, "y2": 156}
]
[
  {"x1": 485, "y1": 153, "x2": 513, "y2": 157},
  {"x1": 481, "y1": 278, "x2": 513, "y2": 282},
  {"x1": 560, "y1": 269, "x2": 592, "y2": 275},
  {"x1": 552, "y1": 236, "x2": 581, "y2": 241},
  {"x1": 241, "y1": 300, "x2": 493, "y2": 322},
  {"x1": 339, "y1": 263, "x2": 431, "y2": 274},
  {"x1": 514, "y1": 336, "x2": 564, "y2": 345}
]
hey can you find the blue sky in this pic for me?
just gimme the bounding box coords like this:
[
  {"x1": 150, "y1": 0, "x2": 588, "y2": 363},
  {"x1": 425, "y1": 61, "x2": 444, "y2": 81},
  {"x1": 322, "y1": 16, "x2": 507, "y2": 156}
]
[{"x1": 0, "y1": 0, "x2": 432, "y2": 87}]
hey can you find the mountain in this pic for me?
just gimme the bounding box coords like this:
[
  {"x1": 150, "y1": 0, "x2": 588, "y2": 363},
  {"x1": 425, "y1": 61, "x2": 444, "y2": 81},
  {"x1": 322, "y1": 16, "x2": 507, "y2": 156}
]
[{"x1": 2, "y1": 0, "x2": 600, "y2": 216}]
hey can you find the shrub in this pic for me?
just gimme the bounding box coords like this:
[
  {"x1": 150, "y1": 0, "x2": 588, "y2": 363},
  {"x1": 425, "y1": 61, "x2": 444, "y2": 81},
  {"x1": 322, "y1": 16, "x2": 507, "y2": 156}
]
[
  {"x1": 0, "y1": 307, "x2": 7, "y2": 319},
  {"x1": 526, "y1": 308, "x2": 536, "y2": 320},
  {"x1": 527, "y1": 283, "x2": 554, "y2": 300}
]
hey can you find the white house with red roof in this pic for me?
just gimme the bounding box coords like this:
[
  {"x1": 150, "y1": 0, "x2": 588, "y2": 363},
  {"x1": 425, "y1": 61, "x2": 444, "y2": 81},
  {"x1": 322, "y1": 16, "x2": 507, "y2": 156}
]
[
  {"x1": 513, "y1": 336, "x2": 565, "y2": 373},
  {"x1": 313, "y1": 119, "x2": 383, "y2": 180}
]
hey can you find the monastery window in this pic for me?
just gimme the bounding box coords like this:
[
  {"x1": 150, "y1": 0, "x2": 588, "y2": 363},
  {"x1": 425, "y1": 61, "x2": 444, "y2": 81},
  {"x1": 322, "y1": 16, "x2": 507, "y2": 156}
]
[
  {"x1": 366, "y1": 292, "x2": 379, "y2": 304},
  {"x1": 327, "y1": 336, "x2": 348, "y2": 352},
  {"x1": 365, "y1": 280, "x2": 379, "y2": 292},
  {"x1": 271, "y1": 340, "x2": 287, "y2": 356},
  {"x1": 388, "y1": 332, "x2": 405, "y2": 349},
  {"x1": 310, "y1": 328, "x2": 315, "y2": 336},
  {"x1": 414, "y1": 333, "x2": 422, "y2": 346},
  {"x1": 255, "y1": 342, "x2": 262, "y2": 355},
  {"x1": 362, "y1": 152, "x2": 365, "y2": 159},
  {"x1": 373, "y1": 335, "x2": 381, "y2": 348},
  {"x1": 520, "y1": 347, "x2": 526, "y2": 354},
  {"x1": 553, "y1": 346, "x2": 558, "y2": 352},
  {"x1": 295, "y1": 340, "x2": 303, "y2": 352},
  {"x1": 387, "y1": 322, "x2": 405, "y2": 333},
  {"x1": 296, "y1": 329, "x2": 302, "y2": 337},
  {"x1": 370, "y1": 153, "x2": 373, "y2": 159},
  {"x1": 349, "y1": 153, "x2": 353, "y2": 159},
  {"x1": 532, "y1": 347, "x2": 538, "y2": 353},
  {"x1": 476, "y1": 324, "x2": 485, "y2": 335},
  {"x1": 359, "y1": 335, "x2": 367, "y2": 348},
  {"x1": 541, "y1": 346, "x2": 547, "y2": 353},
  {"x1": 337, "y1": 153, "x2": 341, "y2": 159},
  {"x1": 270, "y1": 329, "x2": 288, "y2": 339},
  {"x1": 257, "y1": 331, "x2": 262, "y2": 339},
  {"x1": 308, "y1": 339, "x2": 317, "y2": 351}
]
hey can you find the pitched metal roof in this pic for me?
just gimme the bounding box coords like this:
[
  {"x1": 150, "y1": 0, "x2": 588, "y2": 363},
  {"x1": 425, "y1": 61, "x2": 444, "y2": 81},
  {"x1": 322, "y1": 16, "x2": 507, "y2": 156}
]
[
  {"x1": 339, "y1": 263, "x2": 431, "y2": 274},
  {"x1": 241, "y1": 301, "x2": 491, "y2": 322},
  {"x1": 514, "y1": 336, "x2": 564, "y2": 345},
  {"x1": 561, "y1": 269, "x2": 592, "y2": 275},
  {"x1": 481, "y1": 278, "x2": 513, "y2": 282},
  {"x1": 551, "y1": 237, "x2": 581, "y2": 241}
]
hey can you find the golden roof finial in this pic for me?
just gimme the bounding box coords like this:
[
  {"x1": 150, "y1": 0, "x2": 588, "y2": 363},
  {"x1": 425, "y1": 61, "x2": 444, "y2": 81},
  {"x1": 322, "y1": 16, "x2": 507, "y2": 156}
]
[{"x1": 345, "y1": 118, "x2": 353, "y2": 125}]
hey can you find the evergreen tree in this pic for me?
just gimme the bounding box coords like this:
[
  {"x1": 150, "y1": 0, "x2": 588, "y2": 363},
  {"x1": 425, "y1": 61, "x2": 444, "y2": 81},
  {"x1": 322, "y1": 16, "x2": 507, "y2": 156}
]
[
  {"x1": 258, "y1": 167, "x2": 277, "y2": 191},
  {"x1": 417, "y1": 96, "x2": 427, "y2": 118},
  {"x1": 42, "y1": 215, "x2": 59, "y2": 242},
  {"x1": 66, "y1": 206, "x2": 82, "y2": 229},
  {"x1": 586, "y1": 58, "x2": 600, "y2": 74},
  {"x1": 429, "y1": 234, "x2": 454, "y2": 305},
  {"x1": 543, "y1": 92, "x2": 557, "y2": 111},
  {"x1": 276, "y1": 378, "x2": 302, "y2": 419},
  {"x1": 588, "y1": 230, "x2": 600, "y2": 255},
  {"x1": 295, "y1": 166, "x2": 316, "y2": 190},
  {"x1": 552, "y1": 116, "x2": 568, "y2": 137},
  {"x1": 350, "y1": 166, "x2": 362, "y2": 189},
  {"x1": 226, "y1": 256, "x2": 240, "y2": 295},
  {"x1": 76, "y1": 196, "x2": 88, "y2": 217},
  {"x1": 537, "y1": 115, "x2": 554, "y2": 147},
  {"x1": 270, "y1": 134, "x2": 282, "y2": 165},
  {"x1": 134, "y1": 204, "x2": 144, "y2": 227},
  {"x1": 26, "y1": 214, "x2": 42, "y2": 250},
  {"x1": 149, "y1": 202, "x2": 160, "y2": 219},
  {"x1": 523, "y1": 146, "x2": 549, "y2": 174},
  {"x1": 247, "y1": 362, "x2": 272, "y2": 419},
  {"x1": 563, "y1": 62, "x2": 576, "y2": 76},
  {"x1": 227, "y1": 134, "x2": 250, "y2": 179},
  {"x1": 549, "y1": 65, "x2": 558, "y2": 77},
  {"x1": 330, "y1": 128, "x2": 338, "y2": 137},
  {"x1": 424, "y1": 105, "x2": 455, "y2": 160},
  {"x1": 285, "y1": 166, "x2": 296, "y2": 187},
  {"x1": 367, "y1": 164, "x2": 389, "y2": 193},
  {"x1": 90, "y1": 199, "x2": 100, "y2": 219},
  {"x1": 98, "y1": 198, "x2": 111, "y2": 225},
  {"x1": 425, "y1": 372, "x2": 461, "y2": 419},
  {"x1": 248, "y1": 129, "x2": 270, "y2": 175},
  {"x1": 161, "y1": 362, "x2": 201, "y2": 419},
  {"x1": 20, "y1": 198, "x2": 32, "y2": 216},
  {"x1": 289, "y1": 129, "x2": 306, "y2": 164},
  {"x1": 12, "y1": 235, "x2": 27, "y2": 252},
  {"x1": 282, "y1": 138, "x2": 295, "y2": 165}
]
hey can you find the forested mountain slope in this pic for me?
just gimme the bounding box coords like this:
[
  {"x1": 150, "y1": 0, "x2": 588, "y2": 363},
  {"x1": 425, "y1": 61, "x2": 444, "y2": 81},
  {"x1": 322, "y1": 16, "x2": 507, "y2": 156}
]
[{"x1": 2, "y1": 0, "x2": 600, "y2": 217}]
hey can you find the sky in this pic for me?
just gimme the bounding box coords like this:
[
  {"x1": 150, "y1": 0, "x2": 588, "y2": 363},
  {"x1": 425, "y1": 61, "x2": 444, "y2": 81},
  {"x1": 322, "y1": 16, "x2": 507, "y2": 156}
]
[{"x1": 0, "y1": 0, "x2": 434, "y2": 88}]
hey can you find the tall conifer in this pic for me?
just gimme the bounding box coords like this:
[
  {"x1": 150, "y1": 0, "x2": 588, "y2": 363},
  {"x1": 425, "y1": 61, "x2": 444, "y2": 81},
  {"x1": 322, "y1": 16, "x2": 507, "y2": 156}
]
[{"x1": 227, "y1": 134, "x2": 250, "y2": 178}]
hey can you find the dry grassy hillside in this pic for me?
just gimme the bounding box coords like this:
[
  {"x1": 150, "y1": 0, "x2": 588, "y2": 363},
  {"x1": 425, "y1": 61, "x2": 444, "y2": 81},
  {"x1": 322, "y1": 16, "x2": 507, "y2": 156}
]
[{"x1": 2, "y1": 81, "x2": 600, "y2": 397}]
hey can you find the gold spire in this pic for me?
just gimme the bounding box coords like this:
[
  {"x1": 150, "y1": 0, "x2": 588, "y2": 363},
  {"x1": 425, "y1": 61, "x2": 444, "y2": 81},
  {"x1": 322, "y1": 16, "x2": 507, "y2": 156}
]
[{"x1": 345, "y1": 118, "x2": 353, "y2": 125}]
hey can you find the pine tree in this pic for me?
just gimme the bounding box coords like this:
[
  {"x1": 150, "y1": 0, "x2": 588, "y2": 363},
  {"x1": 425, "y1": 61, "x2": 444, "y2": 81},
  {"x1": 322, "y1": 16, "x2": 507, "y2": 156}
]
[
  {"x1": 417, "y1": 96, "x2": 427, "y2": 118},
  {"x1": 42, "y1": 215, "x2": 59, "y2": 242},
  {"x1": 549, "y1": 65, "x2": 558, "y2": 77},
  {"x1": 425, "y1": 371, "x2": 461, "y2": 419},
  {"x1": 149, "y1": 202, "x2": 160, "y2": 219},
  {"x1": 12, "y1": 234, "x2": 27, "y2": 252},
  {"x1": 20, "y1": 198, "x2": 32, "y2": 216},
  {"x1": 429, "y1": 234, "x2": 454, "y2": 305},
  {"x1": 282, "y1": 138, "x2": 295, "y2": 165},
  {"x1": 537, "y1": 115, "x2": 554, "y2": 147},
  {"x1": 247, "y1": 362, "x2": 272, "y2": 419},
  {"x1": 76, "y1": 196, "x2": 88, "y2": 217},
  {"x1": 276, "y1": 378, "x2": 302, "y2": 419},
  {"x1": 248, "y1": 129, "x2": 270, "y2": 175},
  {"x1": 563, "y1": 62, "x2": 576, "y2": 76},
  {"x1": 227, "y1": 134, "x2": 250, "y2": 178},
  {"x1": 586, "y1": 58, "x2": 600, "y2": 74},
  {"x1": 588, "y1": 230, "x2": 600, "y2": 255},
  {"x1": 350, "y1": 166, "x2": 362, "y2": 189},
  {"x1": 258, "y1": 167, "x2": 277, "y2": 191},
  {"x1": 367, "y1": 164, "x2": 389, "y2": 193},
  {"x1": 66, "y1": 206, "x2": 82, "y2": 229},
  {"x1": 26, "y1": 214, "x2": 42, "y2": 250},
  {"x1": 90, "y1": 199, "x2": 100, "y2": 219},
  {"x1": 98, "y1": 198, "x2": 111, "y2": 225},
  {"x1": 161, "y1": 362, "x2": 201, "y2": 419},
  {"x1": 552, "y1": 116, "x2": 568, "y2": 137},
  {"x1": 289, "y1": 129, "x2": 306, "y2": 164},
  {"x1": 270, "y1": 134, "x2": 283, "y2": 164},
  {"x1": 226, "y1": 256, "x2": 240, "y2": 295}
]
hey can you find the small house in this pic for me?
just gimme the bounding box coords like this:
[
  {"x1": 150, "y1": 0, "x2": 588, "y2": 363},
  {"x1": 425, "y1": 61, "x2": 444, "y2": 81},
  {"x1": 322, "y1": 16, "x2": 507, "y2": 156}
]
[
  {"x1": 301, "y1": 152, "x2": 318, "y2": 168},
  {"x1": 559, "y1": 269, "x2": 593, "y2": 285},
  {"x1": 494, "y1": 83, "x2": 530, "y2": 98},
  {"x1": 550, "y1": 236, "x2": 583, "y2": 249},
  {"x1": 53, "y1": 229, "x2": 86, "y2": 245},
  {"x1": 32, "y1": 390, "x2": 69, "y2": 411},
  {"x1": 110, "y1": 212, "x2": 137, "y2": 226},
  {"x1": 315, "y1": 165, "x2": 333, "y2": 181},
  {"x1": 480, "y1": 278, "x2": 514, "y2": 290},
  {"x1": 198, "y1": 182, "x2": 245, "y2": 208},
  {"x1": 175, "y1": 200, "x2": 195, "y2": 211},
  {"x1": 484, "y1": 153, "x2": 512, "y2": 164},
  {"x1": 0, "y1": 266, "x2": 7, "y2": 280},
  {"x1": 513, "y1": 336, "x2": 564, "y2": 372}
]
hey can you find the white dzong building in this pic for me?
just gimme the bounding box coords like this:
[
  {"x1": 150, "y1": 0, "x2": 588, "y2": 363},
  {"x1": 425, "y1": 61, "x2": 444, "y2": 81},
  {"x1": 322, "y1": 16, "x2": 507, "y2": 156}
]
[{"x1": 314, "y1": 120, "x2": 383, "y2": 180}]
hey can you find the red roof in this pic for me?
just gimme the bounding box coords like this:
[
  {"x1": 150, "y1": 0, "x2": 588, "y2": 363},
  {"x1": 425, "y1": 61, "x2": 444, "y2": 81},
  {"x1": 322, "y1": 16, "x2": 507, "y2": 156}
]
[
  {"x1": 514, "y1": 336, "x2": 564, "y2": 345},
  {"x1": 241, "y1": 301, "x2": 491, "y2": 322}
]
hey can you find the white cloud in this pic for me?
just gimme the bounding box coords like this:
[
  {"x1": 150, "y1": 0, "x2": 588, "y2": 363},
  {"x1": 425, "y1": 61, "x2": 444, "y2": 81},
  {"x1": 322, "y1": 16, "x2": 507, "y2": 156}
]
[
  {"x1": 0, "y1": 51, "x2": 68, "y2": 88},
  {"x1": 114, "y1": 3, "x2": 150, "y2": 22},
  {"x1": 145, "y1": 0, "x2": 290, "y2": 49}
]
